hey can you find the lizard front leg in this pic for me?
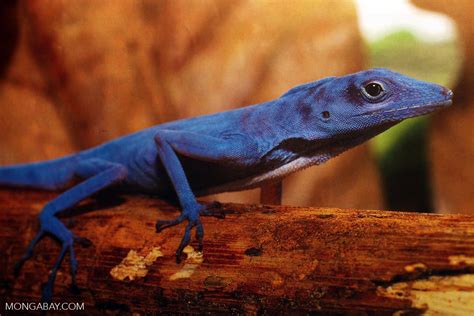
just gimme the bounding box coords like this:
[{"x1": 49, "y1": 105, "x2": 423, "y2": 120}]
[{"x1": 153, "y1": 130, "x2": 256, "y2": 262}]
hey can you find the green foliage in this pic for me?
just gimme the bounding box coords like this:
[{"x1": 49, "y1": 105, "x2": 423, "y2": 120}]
[
  {"x1": 367, "y1": 29, "x2": 461, "y2": 211},
  {"x1": 368, "y1": 29, "x2": 460, "y2": 86}
]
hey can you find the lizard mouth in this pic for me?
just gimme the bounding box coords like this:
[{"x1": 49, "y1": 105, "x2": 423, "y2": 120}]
[
  {"x1": 380, "y1": 99, "x2": 452, "y2": 119},
  {"x1": 355, "y1": 99, "x2": 452, "y2": 121}
]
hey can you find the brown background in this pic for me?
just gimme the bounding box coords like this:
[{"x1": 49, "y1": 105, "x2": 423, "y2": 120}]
[
  {"x1": 0, "y1": 0, "x2": 383, "y2": 209},
  {"x1": 0, "y1": 0, "x2": 472, "y2": 213},
  {"x1": 412, "y1": 0, "x2": 474, "y2": 214}
]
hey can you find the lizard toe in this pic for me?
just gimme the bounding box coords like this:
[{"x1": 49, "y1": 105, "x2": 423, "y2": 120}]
[
  {"x1": 175, "y1": 220, "x2": 197, "y2": 263},
  {"x1": 14, "y1": 230, "x2": 45, "y2": 277},
  {"x1": 41, "y1": 238, "x2": 76, "y2": 303},
  {"x1": 155, "y1": 214, "x2": 186, "y2": 232},
  {"x1": 195, "y1": 220, "x2": 204, "y2": 252},
  {"x1": 155, "y1": 204, "x2": 205, "y2": 263}
]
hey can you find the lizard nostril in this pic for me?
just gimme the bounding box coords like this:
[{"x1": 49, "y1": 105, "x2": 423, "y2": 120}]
[
  {"x1": 441, "y1": 86, "x2": 453, "y2": 99},
  {"x1": 446, "y1": 89, "x2": 453, "y2": 99}
]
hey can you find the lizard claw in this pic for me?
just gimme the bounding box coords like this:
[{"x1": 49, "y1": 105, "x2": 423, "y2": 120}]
[
  {"x1": 155, "y1": 214, "x2": 186, "y2": 232},
  {"x1": 155, "y1": 204, "x2": 206, "y2": 262},
  {"x1": 175, "y1": 221, "x2": 194, "y2": 262},
  {"x1": 14, "y1": 230, "x2": 45, "y2": 277}
]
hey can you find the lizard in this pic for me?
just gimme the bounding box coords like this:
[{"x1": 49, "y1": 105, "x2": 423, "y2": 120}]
[{"x1": 0, "y1": 68, "x2": 453, "y2": 301}]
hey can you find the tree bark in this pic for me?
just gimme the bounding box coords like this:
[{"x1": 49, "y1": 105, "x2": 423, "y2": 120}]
[{"x1": 1, "y1": 189, "x2": 474, "y2": 314}]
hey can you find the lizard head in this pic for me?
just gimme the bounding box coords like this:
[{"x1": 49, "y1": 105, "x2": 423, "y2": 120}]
[{"x1": 311, "y1": 68, "x2": 453, "y2": 138}]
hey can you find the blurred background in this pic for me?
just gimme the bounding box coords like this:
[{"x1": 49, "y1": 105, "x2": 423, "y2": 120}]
[{"x1": 0, "y1": 0, "x2": 471, "y2": 214}]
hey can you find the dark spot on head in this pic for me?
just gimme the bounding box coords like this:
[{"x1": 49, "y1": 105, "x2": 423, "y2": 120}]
[
  {"x1": 244, "y1": 247, "x2": 262, "y2": 256},
  {"x1": 344, "y1": 82, "x2": 365, "y2": 106},
  {"x1": 321, "y1": 111, "x2": 330, "y2": 119},
  {"x1": 297, "y1": 101, "x2": 313, "y2": 121}
]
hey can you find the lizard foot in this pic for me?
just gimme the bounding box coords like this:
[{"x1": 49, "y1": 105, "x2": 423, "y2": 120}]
[
  {"x1": 14, "y1": 214, "x2": 80, "y2": 302},
  {"x1": 155, "y1": 203, "x2": 205, "y2": 263}
]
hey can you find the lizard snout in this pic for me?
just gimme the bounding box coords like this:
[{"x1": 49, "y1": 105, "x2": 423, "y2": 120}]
[
  {"x1": 440, "y1": 86, "x2": 453, "y2": 101},
  {"x1": 445, "y1": 89, "x2": 454, "y2": 100}
]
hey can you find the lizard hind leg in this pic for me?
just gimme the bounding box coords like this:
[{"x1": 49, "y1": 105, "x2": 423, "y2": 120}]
[
  {"x1": 14, "y1": 159, "x2": 128, "y2": 302},
  {"x1": 37, "y1": 217, "x2": 76, "y2": 302},
  {"x1": 15, "y1": 207, "x2": 82, "y2": 302}
]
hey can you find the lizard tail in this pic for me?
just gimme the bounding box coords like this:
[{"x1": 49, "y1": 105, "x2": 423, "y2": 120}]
[{"x1": 0, "y1": 155, "x2": 79, "y2": 190}]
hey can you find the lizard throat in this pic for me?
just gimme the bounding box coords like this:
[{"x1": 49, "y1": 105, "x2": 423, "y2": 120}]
[{"x1": 198, "y1": 123, "x2": 395, "y2": 196}]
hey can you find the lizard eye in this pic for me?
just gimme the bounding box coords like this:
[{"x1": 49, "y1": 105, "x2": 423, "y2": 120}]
[{"x1": 362, "y1": 81, "x2": 385, "y2": 101}]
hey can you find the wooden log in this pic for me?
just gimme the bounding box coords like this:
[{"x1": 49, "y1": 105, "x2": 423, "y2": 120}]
[
  {"x1": 259, "y1": 182, "x2": 282, "y2": 205},
  {"x1": 1, "y1": 188, "x2": 474, "y2": 314}
]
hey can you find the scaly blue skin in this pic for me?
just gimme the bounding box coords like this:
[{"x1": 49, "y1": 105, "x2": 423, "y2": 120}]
[{"x1": 0, "y1": 68, "x2": 452, "y2": 301}]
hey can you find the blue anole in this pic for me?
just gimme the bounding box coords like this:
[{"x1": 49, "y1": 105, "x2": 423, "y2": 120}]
[{"x1": 0, "y1": 68, "x2": 452, "y2": 301}]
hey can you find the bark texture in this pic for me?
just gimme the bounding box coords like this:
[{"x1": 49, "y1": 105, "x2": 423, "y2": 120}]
[{"x1": 1, "y1": 189, "x2": 474, "y2": 314}]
